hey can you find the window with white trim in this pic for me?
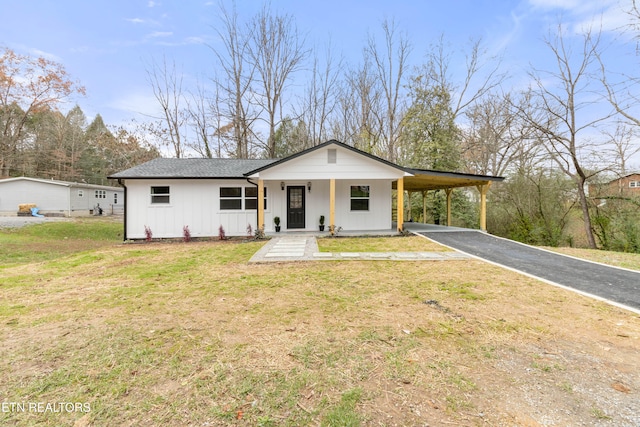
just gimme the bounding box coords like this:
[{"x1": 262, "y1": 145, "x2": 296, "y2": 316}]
[
  {"x1": 114, "y1": 193, "x2": 118, "y2": 204},
  {"x1": 244, "y1": 187, "x2": 268, "y2": 210},
  {"x1": 150, "y1": 186, "x2": 170, "y2": 204},
  {"x1": 95, "y1": 190, "x2": 106, "y2": 199},
  {"x1": 350, "y1": 185, "x2": 370, "y2": 211},
  {"x1": 221, "y1": 186, "x2": 268, "y2": 210},
  {"x1": 630, "y1": 181, "x2": 639, "y2": 188},
  {"x1": 220, "y1": 187, "x2": 242, "y2": 210}
]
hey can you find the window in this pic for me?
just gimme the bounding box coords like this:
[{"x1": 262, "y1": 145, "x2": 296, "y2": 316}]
[
  {"x1": 114, "y1": 193, "x2": 118, "y2": 204},
  {"x1": 630, "y1": 181, "x2": 639, "y2": 188},
  {"x1": 220, "y1": 187, "x2": 242, "y2": 210},
  {"x1": 78, "y1": 190, "x2": 84, "y2": 197},
  {"x1": 95, "y1": 190, "x2": 106, "y2": 199},
  {"x1": 221, "y1": 186, "x2": 268, "y2": 210},
  {"x1": 350, "y1": 185, "x2": 370, "y2": 211},
  {"x1": 151, "y1": 186, "x2": 170, "y2": 204},
  {"x1": 244, "y1": 187, "x2": 268, "y2": 210}
]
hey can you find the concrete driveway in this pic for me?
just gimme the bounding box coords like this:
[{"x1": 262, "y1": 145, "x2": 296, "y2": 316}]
[{"x1": 409, "y1": 226, "x2": 640, "y2": 314}]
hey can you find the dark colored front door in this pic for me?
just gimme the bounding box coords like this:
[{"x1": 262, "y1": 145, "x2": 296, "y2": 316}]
[{"x1": 287, "y1": 186, "x2": 305, "y2": 229}]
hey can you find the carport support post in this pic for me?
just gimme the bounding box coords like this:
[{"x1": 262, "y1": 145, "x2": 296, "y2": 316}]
[
  {"x1": 445, "y1": 188, "x2": 452, "y2": 226},
  {"x1": 397, "y1": 177, "x2": 404, "y2": 231},
  {"x1": 476, "y1": 182, "x2": 491, "y2": 231},
  {"x1": 329, "y1": 178, "x2": 336, "y2": 229},
  {"x1": 258, "y1": 179, "x2": 265, "y2": 230},
  {"x1": 422, "y1": 191, "x2": 427, "y2": 223}
]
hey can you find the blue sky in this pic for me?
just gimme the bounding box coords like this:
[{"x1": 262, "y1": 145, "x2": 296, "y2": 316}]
[{"x1": 0, "y1": 0, "x2": 635, "y2": 128}]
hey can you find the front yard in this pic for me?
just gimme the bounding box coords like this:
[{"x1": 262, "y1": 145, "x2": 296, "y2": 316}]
[{"x1": 1, "y1": 220, "x2": 639, "y2": 425}]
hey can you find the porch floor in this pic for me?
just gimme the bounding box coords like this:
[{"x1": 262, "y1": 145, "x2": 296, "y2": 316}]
[
  {"x1": 250, "y1": 223, "x2": 475, "y2": 263},
  {"x1": 263, "y1": 222, "x2": 474, "y2": 237}
]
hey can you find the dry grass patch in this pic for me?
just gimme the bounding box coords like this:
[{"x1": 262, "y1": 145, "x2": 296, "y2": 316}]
[{"x1": 1, "y1": 239, "x2": 639, "y2": 426}]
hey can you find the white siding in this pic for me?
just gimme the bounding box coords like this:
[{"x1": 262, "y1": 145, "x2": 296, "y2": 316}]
[
  {"x1": 125, "y1": 179, "x2": 263, "y2": 238},
  {"x1": 69, "y1": 186, "x2": 124, "y2": 215},
  {"x1": 253, "y1": 145, "x2": 404, "y2": 180},
  {"x1": 262, "y1": 179, "x2": 393, "y2": 232},
  {"x1": 0, "y1": 180, "x2": 70, "y2": 213}
]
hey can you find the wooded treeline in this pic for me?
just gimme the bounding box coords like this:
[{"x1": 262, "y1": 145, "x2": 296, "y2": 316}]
[
  {"x1": 3, "y1": 1, "x2": 640, "y2": 251},
  {"x1": 0, "y1": 49, "x2": 159, "y2": 185}
]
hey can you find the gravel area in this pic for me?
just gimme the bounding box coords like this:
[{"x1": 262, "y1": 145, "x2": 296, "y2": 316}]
[{"x1": 0, "y1": 216, "x2": 68, "y2": 228}]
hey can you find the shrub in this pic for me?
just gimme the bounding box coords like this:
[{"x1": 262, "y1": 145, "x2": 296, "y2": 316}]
[
  {"x1": 218, "y1": 225, "x2": 226, "y2": 240},
  {"x1": 183, "y1": 225, "x2": 191, "y2": 242},
  {"x1": 144, "y1": 225, "x2": 153, "y2": 242},
  {"x1": 246, "y1": 223, "x2": 253, "y2": 237}
]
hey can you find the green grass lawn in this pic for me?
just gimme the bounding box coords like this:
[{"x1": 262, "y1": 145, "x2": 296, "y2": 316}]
[
  {"x1": 1, "y1": 221, "x2": 639, "y2": 426},
  {"x1": 316, "y1": 235, "x2": 452, "y2": 252},
  {"x1": 0, "y1": 218, "x2": 123, "y2": 268}
]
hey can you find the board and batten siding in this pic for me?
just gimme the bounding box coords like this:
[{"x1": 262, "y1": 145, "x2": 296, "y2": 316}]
[
  {"x1": 125, "y1": 179, "x2": 267, "y2": 238},
  {"x1": 253, "y1": 145, "x2": 401, "y2": 232},
  {"x1": 254, "y1": 145, "x2": 404, "y2": 181}
]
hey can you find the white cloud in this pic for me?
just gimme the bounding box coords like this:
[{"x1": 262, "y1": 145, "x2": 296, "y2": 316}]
[
  {"x1": 109, "y1": 90, "x2": 162, "y2": 119},
  {"x1": 28, "y1": 48, "x2": 62, "y2": 62},
  {"x1": 148, "y1": 31, "x2": 173, "y2": 38},
  {"x1": 126, "y1": 18, "x2": 145, "y2": 24},
  {"x1": 148, "y1": 1, "x2": 158, "y2": 7}
]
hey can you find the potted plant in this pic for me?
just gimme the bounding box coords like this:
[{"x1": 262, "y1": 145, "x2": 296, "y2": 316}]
[
  {"x1": 319, "y1": 215, "x2": 325, "y2": 232},
  {"x1": 274, "y1": 216, "x2": 281, "y2": 232}
]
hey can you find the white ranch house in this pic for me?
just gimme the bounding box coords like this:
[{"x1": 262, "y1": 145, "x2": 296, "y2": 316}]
[
  {"x1": 109, "y1": 140, "x2": 503, "y2": 239},
  {"x1": 0, "y1": 177, "x2": 124, "y2": 216}
]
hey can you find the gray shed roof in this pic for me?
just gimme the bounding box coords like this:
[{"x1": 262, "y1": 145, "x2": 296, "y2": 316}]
[{"x1": 108, "y1": 158, "x2": 278, "y2": 179}]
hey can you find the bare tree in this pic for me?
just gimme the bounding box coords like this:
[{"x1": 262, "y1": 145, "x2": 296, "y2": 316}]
[
  {"x1": 337, "y1": 56, "x2": 383, "y2": 154},
  {"x1": 295, "y1": 42, "x2": 342, "y2": 147},
  {"x1": 462, "y1": 92, "x2": 538, "y2": 176},
  {"x1": 249, "y1": 4, "x2": 308, "y2": 158},
  {"x1": 365, "y1": 19, "x2": 412, "y2": 162},
  {"x1": 209, "y1": 2, "x2": 258, "y2": 159},
  {"x1": 146, "y1": 56, "x2": 187, "y2": 158},
  {"x1": 186, "y1": 79, "x2": 218, "y2": 158},
  {"x1": 515, "y1": 25, "x2": 614, "y2": 249},
  {"x1": 421, "y1": 35, "x2": 505, "y2": 121}
]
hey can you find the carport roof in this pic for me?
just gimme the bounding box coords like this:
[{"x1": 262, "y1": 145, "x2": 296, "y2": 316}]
[{"x1": 398, "y1": 168, "x2": 504, "y2": 191}]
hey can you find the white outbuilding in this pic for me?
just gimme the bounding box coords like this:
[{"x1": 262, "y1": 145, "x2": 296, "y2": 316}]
[{"x1": 0, "y1": 177, "x2": 124, "y2": 216}]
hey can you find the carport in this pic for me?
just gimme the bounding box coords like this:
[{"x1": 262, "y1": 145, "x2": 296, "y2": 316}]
[{"x1": 394, "y1": 169, "x2": 504, "y2": 231}]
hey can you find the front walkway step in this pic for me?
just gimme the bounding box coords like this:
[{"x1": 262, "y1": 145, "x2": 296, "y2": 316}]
[
  {"x1": 249, "y1": 236, "x2": 319, "y2": 263},
  {"x1": 248, "y1": 236, "x2": 471, "y2": 263}
]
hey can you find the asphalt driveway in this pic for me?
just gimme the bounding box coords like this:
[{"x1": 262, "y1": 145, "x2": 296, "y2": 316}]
[{"x1": 418, "y1": 230, "x2": 640, "y2": 313}]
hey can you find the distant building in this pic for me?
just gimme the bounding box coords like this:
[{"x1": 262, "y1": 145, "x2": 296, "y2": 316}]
[
  {"x1": 589, "y1": 173, "x2": 640, "y2": 200},
  {"x1": 0, "y1": 177, "x2": 124, "y2": 216}
]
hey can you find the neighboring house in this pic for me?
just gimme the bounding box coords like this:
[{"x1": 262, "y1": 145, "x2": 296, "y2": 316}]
[
  {"x1": 589, "y1": 173, "x2": 640, "y2": 200},
  {"x1": 109, "y1": 140, "x2": 503, "y2": 239},
  {"x1": 0, "y1": 177, "x2": 124, "y2": 216}
]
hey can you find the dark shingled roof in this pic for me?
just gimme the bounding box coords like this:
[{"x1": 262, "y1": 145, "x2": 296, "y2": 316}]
[{"x1": 108, "y1": 158, "x2": 278, "y2": 179}]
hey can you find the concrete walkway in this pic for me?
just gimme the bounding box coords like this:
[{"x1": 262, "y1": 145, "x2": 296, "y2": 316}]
[{"x1": 248, "y1": 235, "x2": 471, "y2": 263}]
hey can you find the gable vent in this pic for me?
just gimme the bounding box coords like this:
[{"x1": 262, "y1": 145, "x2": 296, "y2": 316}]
[{"x1": 328, "y1": 149, "x2": 337, "y2": 164}]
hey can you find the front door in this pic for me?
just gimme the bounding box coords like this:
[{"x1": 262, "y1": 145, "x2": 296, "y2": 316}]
[{"x1": 287, "y1": 186, "x2": 305, "y2": 229}]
